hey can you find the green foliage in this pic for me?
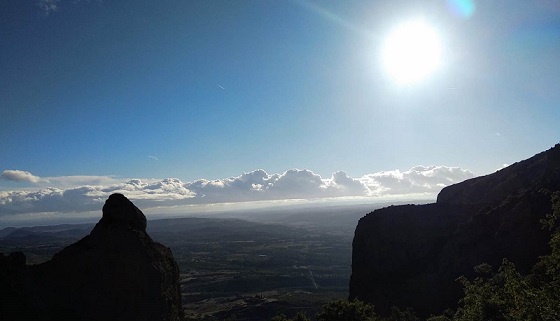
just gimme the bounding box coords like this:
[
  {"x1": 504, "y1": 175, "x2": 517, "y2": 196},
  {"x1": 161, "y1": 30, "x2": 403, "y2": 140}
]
[
  {"x1": 425, "y1": 316, "x2": 451, "y2": 321},
  {"x1": 270, "y1": 300, "x2": 377, "y2": 321},
  {"x1": 294, "y1": 312, "x2": 313, "y2": 321},
  {"x1": 454, "y1": 259, "x2": 539, "y2": 321},
  {"x1": 271, "y1": 314, "x2": 290, "y2": 321},
  {"x1": 385, "y1": 306, "x2": 419, "y2": 321},
  {"x1": 271, "y1": 312, "x2": 312, "y2": 321},
  {"x1": 472, "y1": 263, "x2": 492, "y2": 275},
  {"x1": 315, "y1": 299, "x2": 379, "y2": 321},
  {"x1": 426, "y1": 309, "x2": 454, "y2": 321},
  {"x1": 540, "y1": 191, "x2": 560, "y2": 231},
  {"x1": 452, "y1": 192, "x2": 560, "y2": 321}
]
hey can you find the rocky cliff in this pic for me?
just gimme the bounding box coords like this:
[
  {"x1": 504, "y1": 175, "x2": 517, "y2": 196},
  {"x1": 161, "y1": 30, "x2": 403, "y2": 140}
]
[
  {"x1": 349, "y1": 144, "x2": 560, "y2": 316},
  {"x1": 0, "y1": 193, "x2": 184, "y2": 321}
]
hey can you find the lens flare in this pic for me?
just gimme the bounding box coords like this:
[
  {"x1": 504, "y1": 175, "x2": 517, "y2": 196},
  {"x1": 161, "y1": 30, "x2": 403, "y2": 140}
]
[{"x1": 447, "y1": 0, "x2": 475, "y2": 18}]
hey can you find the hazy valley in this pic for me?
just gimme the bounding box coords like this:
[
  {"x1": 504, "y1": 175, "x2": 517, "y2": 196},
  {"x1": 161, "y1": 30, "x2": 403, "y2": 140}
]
[{"x1": 0, "y1": 203, "x2": 389, "y2": 320}]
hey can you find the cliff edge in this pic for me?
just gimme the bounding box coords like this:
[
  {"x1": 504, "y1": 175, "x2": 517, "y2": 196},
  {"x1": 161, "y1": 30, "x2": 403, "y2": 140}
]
[
  {"x1": 0, "y1": 193, "x2": 184, "y2": 321},
  {"x1": 349, "y1": 144, "x2": 560, "y2": 316}
]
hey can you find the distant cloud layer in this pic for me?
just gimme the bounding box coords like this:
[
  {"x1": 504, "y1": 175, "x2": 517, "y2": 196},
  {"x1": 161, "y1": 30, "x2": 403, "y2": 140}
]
[
  {"x1": 0, "y1": 167, "x2": 475, "y2": 216},
  {"x1": 1, "y1": 170, "x2": 48, "y2": 184}
]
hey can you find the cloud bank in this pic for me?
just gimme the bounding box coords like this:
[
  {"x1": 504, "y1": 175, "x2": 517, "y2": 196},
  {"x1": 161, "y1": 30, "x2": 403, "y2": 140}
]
[
  {"x1": 1, "y1": 170, "x2": 48, "y2": 184},
  {"x1": 0, "y1": 166, "x2": 475, "y2": 216}
]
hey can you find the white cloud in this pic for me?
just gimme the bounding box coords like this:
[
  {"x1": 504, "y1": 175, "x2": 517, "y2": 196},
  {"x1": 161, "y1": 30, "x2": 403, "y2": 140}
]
[
  {"x1": 1, "y1": 170, "x2": 48, "y2": 184},
  {"x1": 0, "y1": 166, "x2": 475, "y2": 217},
  {"x1": 36, "y1": 0, "x2": 60, "y2": 15},
  {"x1": 497, "y1": 164, "x2": 509, "y2": 171},
  {"x1": 360, "y1": 166, "x2": 474, "y2": 196},
  {"x1": 44, "y1": 175, "x2": 124, "y2": 188},
  {"x1": 327, "y1": 171, "x2": 369, "y2": 196}
]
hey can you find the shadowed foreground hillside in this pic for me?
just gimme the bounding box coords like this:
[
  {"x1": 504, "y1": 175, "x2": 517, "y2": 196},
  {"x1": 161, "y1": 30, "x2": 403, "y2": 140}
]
[
  {"x1": 0, "y1": 194, "x2": 184, "y2": 321},
  {"x1": 350, "y1": 144, "x2": 560, "y2": 316}
]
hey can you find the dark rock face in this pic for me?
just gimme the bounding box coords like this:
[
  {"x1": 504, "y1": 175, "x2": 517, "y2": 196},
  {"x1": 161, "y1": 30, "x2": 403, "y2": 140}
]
[
  {"x1": 100, "y1": 193, "x2": 147, "y2": 231},
  {"x1": 0, "y1": 193, "x2": 184, "y2": 321},
  {"x1": 349, "y1": 144, "x2": 560, "y2": 316}
]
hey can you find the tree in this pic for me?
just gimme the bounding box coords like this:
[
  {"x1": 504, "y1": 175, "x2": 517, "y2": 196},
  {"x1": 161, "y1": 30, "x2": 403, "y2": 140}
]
[
  {"x1": 451, "y1": 191, "x2": 560, "y2": 321},
  {"x1": 271, "y1": 312, "x2": 312, "y2": 321},
  {"x1": 271, "y1": 314, "x2": 290, "y2": 321},
  {"x1": 385, "y1": 306, "x2": 420, "y2": 321},
  {"x1": 315, "y1": 299, "x2": 379, "y2": 321}
]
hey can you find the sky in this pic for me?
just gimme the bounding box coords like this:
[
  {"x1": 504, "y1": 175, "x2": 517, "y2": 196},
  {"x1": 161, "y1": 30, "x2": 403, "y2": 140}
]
[{"x1": 1, "y1": 0, "x2": 560, "y2": 224}]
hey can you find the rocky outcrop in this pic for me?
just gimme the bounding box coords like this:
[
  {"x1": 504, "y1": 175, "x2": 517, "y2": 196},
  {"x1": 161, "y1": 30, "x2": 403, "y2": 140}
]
[
  {"x1": 0, "y1": 193, "x2": 184, "y2": 321},
  {"x1": 349, "y1": 144, "x2": 560, "y2": 316}
]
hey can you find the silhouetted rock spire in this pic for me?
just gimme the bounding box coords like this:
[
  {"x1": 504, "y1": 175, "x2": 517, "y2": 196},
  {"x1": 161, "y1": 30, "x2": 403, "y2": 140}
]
[
  {"x1": 100, "y1": 193, "x2": 147, "y2": 231},
  {"x1": 0, "y1": 193, "x2": 184, "y2": 321}
]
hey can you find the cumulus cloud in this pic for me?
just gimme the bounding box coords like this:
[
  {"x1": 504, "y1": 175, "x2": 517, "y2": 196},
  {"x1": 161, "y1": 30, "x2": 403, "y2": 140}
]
[
  {"x1": 328, "y1": 171, "x2": 369, "y2": 196},
  {"x1": 1, "y1": 170, "x2": 48, "y2": 184},
  {"x1": 0, "y1": 178, "x2": 196, "y2": 215},
  {"x1": 361, "y1": 166, "x2": 475, "y2": 196},
  {"x1": 0, "y1": 166, "x2": 475, "y2": 216}
]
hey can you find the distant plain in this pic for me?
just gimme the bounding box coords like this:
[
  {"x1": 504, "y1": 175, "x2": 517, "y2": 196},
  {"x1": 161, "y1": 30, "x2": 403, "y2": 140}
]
[{"x1": 0, "y1": 202, "x2": 420, "y2": 320}]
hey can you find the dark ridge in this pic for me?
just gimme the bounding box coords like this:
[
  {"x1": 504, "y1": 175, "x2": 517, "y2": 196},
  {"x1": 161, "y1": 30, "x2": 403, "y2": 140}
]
[
  {"x1": 0, "y1": 193, "x2": 184, "y2": 321},
  {"x1": 349, "y1": 144, "x2": 560, "y2": 316}
]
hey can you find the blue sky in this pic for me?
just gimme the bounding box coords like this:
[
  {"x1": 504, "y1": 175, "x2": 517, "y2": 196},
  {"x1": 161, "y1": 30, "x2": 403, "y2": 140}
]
[{"x1": 1, "y1": 0, "x2": 560, "y2": 221}]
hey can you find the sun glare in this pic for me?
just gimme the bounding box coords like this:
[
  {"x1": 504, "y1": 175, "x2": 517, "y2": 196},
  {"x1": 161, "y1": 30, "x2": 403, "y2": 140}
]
[{"x1": 381, "y1": 19, "x2": 442, "y2": 85}]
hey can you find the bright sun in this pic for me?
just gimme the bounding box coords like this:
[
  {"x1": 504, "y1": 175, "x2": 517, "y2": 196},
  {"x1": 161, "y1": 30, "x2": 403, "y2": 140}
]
[{"x1": 381, "y1": 19, "x2": 442, "y2": 85}]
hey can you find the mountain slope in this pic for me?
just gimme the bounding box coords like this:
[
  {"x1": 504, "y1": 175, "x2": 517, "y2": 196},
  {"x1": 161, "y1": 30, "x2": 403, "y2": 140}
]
[{"x1": 349, "y1": 144, "x2": 560, "y2": 316}]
